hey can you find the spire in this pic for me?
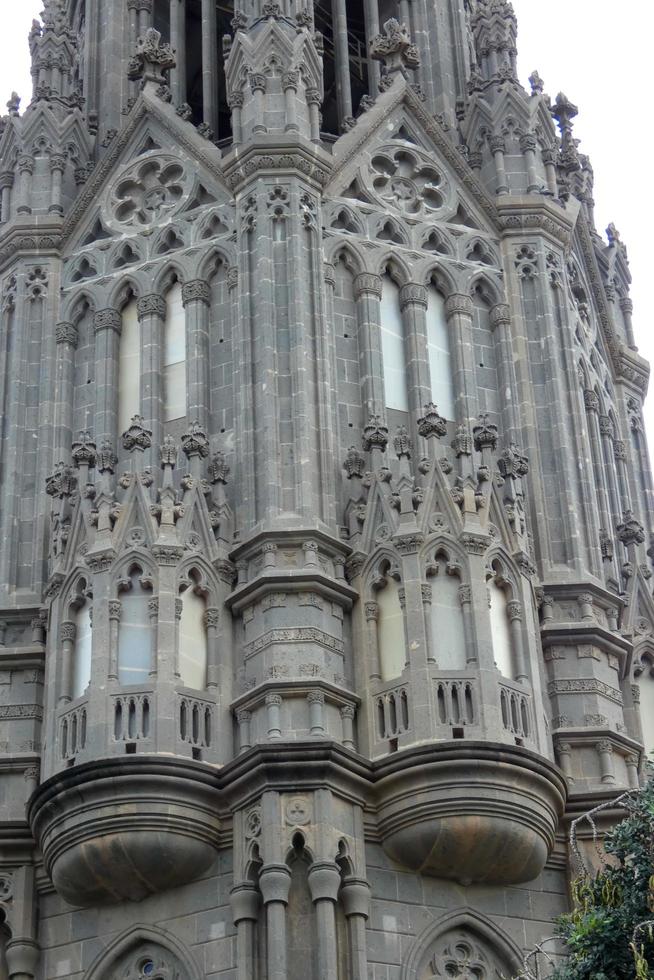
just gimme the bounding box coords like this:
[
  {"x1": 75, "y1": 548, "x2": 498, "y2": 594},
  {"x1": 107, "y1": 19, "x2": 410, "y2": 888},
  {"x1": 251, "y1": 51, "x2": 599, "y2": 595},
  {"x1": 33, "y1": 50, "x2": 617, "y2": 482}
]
[
  {"x1": 28, "y1": 0, "x2": 82, "y2": 111},
  {"x1": 469, "y1": 0, "x2": 518, "y2": 84}
]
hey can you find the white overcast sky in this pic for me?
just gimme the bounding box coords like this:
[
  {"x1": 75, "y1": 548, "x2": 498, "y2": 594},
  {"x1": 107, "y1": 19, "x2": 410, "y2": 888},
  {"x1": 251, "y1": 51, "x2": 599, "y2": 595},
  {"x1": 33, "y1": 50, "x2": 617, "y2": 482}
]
[{"x1": 0, "y1": 3, "x2": 651, "y2": 449}]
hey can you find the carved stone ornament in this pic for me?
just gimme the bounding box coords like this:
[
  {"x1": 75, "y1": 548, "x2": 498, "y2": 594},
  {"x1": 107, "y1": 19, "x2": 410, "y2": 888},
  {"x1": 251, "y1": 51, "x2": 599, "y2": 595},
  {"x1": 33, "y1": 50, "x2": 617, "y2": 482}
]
[
  {"x1": 286, "y1": 796, "x2": 312, "y2": 826},
  {"x1": 497, "y1": 443, "x2": 529, "y2": 480},
  {"x1": 72, "y1": 430, "x2": 97, "y2": 469},
  {"x1": 370, "y1": 19, "x2": 420, "y2": 80},
  {"x1": 473, "y1": 413, "x2": 498, "y2": 452},
  {"x1": 419, "y1": 929, "x2": 505, "y2": 980},
  {"x1": 369, "y1": 146, "x2": 446, "y2": 216},
  {"x1": 181, "y1": 420, "x2": 210, "y2": 460},
  {"x1": 362, "y1": 414, "x2": 389, "y2": 452},
  {"x1": 108, "y1": 943, "x2": 186, "y2": 980},
  {"x1": 417, "y1": 402, "x2": 447, "y2": 439},
  {"x1": 127, "y1": 27, "x2": 176, "y2": 86},
  {"x1": 109, "y1": 155, "x2": 188, "y2": 229},
  {"x1": 617, "y1": 509, "x2": 645, "y2": 547},
  {"x1": 344, "y1": 446, "x2": 366, "y2": 479},
  {"x1": 122, "y1": 415, "x2": 153, "y2": 452},
  {"x1": 245, "y1": 806, "x2": 262, "y2": 839}
]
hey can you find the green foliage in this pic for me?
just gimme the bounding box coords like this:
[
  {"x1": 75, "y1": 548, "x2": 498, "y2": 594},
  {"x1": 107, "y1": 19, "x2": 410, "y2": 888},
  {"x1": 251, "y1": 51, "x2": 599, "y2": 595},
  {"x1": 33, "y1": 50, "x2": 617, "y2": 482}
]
[{"x1": 551, "y1": 770, "x2": 654, "y2": 980}]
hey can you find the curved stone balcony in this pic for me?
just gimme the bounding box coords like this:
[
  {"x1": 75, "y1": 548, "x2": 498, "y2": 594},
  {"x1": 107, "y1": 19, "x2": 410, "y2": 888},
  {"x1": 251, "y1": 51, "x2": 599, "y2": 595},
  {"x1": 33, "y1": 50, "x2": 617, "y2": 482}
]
[
  {"x1": 374, "y1": 742, "x2": 566, "y2": 886},
  {"x1": 29, "y1": 756, "x2": 220, "y2": 906}
]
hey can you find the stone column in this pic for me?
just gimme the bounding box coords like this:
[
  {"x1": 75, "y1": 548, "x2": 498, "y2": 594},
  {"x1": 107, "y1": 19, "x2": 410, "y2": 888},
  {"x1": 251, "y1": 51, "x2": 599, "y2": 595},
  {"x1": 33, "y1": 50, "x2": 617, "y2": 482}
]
[
  {"x1": 340, "y1": 704, "x2": 355, "y2": 750},
  {"x1": 445, "y1": 293, "x2": 476, "y2": 427},
  {"x1": 93, "y1": 308, "x2": 122, "y2": 448},
  {"x1": 54, "y1": 322, "x2": 78, "y2": 459},
  {"x1": 613, "y1": 439, "x2": 633, "y2": 515},
  {"x1": 308, "y1": 862, "x2": 341, "y2": 980},
  {"x1": 363, "y1": 0, "x2": 381, "y2": 92},
  {"x1": 399, "y1": 282, "x2": 430, "y2": 454},
  {"x1": 307, "y1": 87, "x2": 321, "y2": 142},
  {"x1": 625, "y1": 754, "x2": 640, "y2": 789},
  {"x1": 138, "y1": 0, "x2": 153, "y2": 33},
  {"x1": 340, "y1": 877, "x2": 371, "y2": 980},
  {"x1": 59, "y1": 622, "x2": 75, "y2": 705},
  {"x1": 259, "y1": 864, "x2": 292, "y2": 980},
  {"x1": 229, "y1": 90, "x2": 244, "y2": 144},
  {"x1": 490, "y1": 303, "x2": 520, "y2": 440},
  {"x1": 108, "y1": 600, "x2": 121, "y2": 680},
  {"x1": 364, "y1": 601, "x2": 381, "y2": 680},
  {"x1": 0, "y1": 170, "x2": 14, "y2": 222},
  {"x1": 266, "y1": 693, "x2": 282, "y2": 739},
  {"x1": 620, "y1": 297, "x2": 637, "y2": 351},
  {"x1": 137, "y1": 294, "x2": 166, "y2": 466},
  {"x1": 458, "y1": 583, "x2": 477, "y2": 666},
  {"x1": 354, "y1": 273, "x2": 384, "y2": 416},
  {"x1": 5, "y1": 866, "x2": 39, "y2": 980},
  {"x1": 507, "y1": 600, "x2": 527, "y2": 683},
  {"x1": 205, "y1": 607, "x2": 220, "y2": 689},
  {"x1": 596, "y1": 739, "x2": 615, "y2": 785},
  {"x1": 542, "y1": 146, "x2": 558, "y2": 196},
  {"x1": 282, "y1": 70, "x2": 299, "y2": 133},
  {"x1": 237, "y1": 709, "x2": 252, "y2": 752},
  {"x1": 16, "y1": 155, "x2": 35, "y2": 215},
  {"x1": 584, "y1": 390, "x2": 613, "y2": 557},
  {"x1": 182, "y1": 279, "x2": 211, "y2": 430},
  {"x1": 307, "y1": 690, "x2": 325, "y2": 736},
  {"x1": 170, "y1": 0, "x2": 187, "y2": 105},
  {"x1": 147, "y1": 597, "x2": 158, "y2": 678},
  {"x1": 520, "y1": 133, "x2": 539, "y2": 193},
  {"x1": 489, "y1": 135, "x2": 509, "y2": 194},
  {"x1": 201, "y1": 0, "x2": 218, "y2": 135},
  {"x1": 48, "y1": 154, "x2": 66, "y2": 216},
  {"x1": 331, "y1": 0, "x2": 353, "y2": 128},
  {"x1": 421, "y1": 584, "x2": 435, "y2": 665},
  {"x1": 556, "y1": 741, "x2": 574, "y2": 788},
  {"x1": 230, "y1": 883, "x2": 260, "y2": 980}
]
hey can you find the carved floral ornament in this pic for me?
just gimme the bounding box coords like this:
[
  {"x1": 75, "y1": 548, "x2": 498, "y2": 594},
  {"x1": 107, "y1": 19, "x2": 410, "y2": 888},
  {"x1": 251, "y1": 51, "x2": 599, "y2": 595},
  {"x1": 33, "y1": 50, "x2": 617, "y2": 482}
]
[
  {"x1": 419, "y1": 930, "x2": 504, "y2": 979},
  {"x1": 107, "y1": 153, "x2": 191, "y2": 230},
  {"x1": 366, "y1": 146, "x2": 450, "y2": 217}
]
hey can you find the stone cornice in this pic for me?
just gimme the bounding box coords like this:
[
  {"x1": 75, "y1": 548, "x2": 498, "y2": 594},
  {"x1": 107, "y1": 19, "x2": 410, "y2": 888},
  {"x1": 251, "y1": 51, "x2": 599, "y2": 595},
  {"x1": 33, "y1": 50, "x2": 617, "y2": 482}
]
[
  {"x1": 495, "y1": 194, "x2": 579, "y2": 247},
  {"x1": 0, "y1": 220, "x2": 64, "y2": 274},
  {"x1": 221, "y1": 138, "x2": 332, "y2": 192},
  {"x1": 226, "y1": 571, "x2": 358, "y2": 613}
]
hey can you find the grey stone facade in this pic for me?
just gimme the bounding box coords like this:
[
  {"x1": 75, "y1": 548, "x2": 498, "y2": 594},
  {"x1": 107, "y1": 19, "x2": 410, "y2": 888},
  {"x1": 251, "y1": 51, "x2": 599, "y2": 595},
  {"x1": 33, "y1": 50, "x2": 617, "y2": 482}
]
[{"x1": 0, "y1": 0, "x2": 651, "y2": 977}]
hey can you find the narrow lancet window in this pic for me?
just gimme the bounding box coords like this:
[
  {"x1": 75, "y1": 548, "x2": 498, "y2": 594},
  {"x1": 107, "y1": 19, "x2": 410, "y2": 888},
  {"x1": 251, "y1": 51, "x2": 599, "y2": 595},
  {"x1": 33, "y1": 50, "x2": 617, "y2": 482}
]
[
  {"x1": 432, "y1": 573, "x2": 466, "y2": 670},
  {"x1": 380, "y1": 276, "x2": 408, "y2": 412},
  {"x1": 179, "y1": 587, "x2": 208, "y2": 689},
  {"x1": 488, "y1": 578, "x2": 514, "y2": 678},
  {"x1": 164, "y1": 282, "x2": 186, "y2": 421},
  {"x1": 73, "y1": 601, "x2": 92, "y2": 699},
  {"x1": 118, "y1": 298, "x2": 140, "y2": 434},
  {"x1": 426, "y1": 285, "x2": 455, "y2": 420},
  {"x1": 117, "y1": 571, "x2": 152, "y2": 686},
  {"x1": 377, "y1": 577, "x2": 407, "y2": 681}
]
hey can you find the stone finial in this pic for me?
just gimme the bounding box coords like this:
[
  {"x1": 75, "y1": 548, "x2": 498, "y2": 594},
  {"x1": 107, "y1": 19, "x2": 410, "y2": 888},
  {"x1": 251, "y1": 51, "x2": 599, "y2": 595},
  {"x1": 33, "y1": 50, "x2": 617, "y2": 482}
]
[
  {"x1": 362, "y1": 415, "x2": 389, "y2": 453},
  {"x1": 122, "y1": 415, "x2": 152, "y2": 452},
  {"x1": 473, "y1": 413, "x2": 498, "y2": 453},
  {"x1": 451, "y1": 424, "x2": 472, "y2": 458},
  {"x1": 344, "y1": 446, "x2": 366, "y2": 479},
  {"x1": 417, "y1": 403, "x2": 447, "y2": 440},
  {"x1": 497, "y1": 443, "x2": 529, "y2": 480},
  {"x1": 45, "y1": 461, "x2": 75, "y2": 498},
  {"x1": 97, "y1": 440, "x2": 118, "y2": 475},
  {"x1": 159, "y1": 435, "x2": 178, "y2": 468},
  {"x1": 370, "y1": 19, "x2": 420, "y2": 82},
  {"x1": 528, "y1": 70, "x2": 544, "y2": 95},
  {"x1": 617, "y1": 510, "x2": 645, "y2": 547},
  {"x1": 208, "y1": 451, "x2": 230, "y2": 485},
  {"x1": 181, "y1": 420, "x2": 210, "y2": 460},
  {"x1": 127, "y1": 28, "x2": 176, "y2": 87},
  {"x1": 393, "y1": 426, "x2": 412, "y2": 459},
  {"x1": 6, "y1": 92, "x2": 20, "y2": 117},
  {"x1": 72, "y1": 430, "x2": 97, "y2": 469}
]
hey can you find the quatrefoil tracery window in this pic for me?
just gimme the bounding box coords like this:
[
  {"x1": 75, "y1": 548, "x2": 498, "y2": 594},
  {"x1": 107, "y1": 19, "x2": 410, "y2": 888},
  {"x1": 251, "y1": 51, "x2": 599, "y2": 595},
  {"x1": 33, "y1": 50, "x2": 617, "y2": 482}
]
[
  {"x1": 421, "y1": 932, "x2": 503, "y2": 980},
  {"x1": 370, "y1": 147, "x2": 448, "y2": 216},
  {"x1": 110, "y1": 945, "x2": 185, "y2": 980}
]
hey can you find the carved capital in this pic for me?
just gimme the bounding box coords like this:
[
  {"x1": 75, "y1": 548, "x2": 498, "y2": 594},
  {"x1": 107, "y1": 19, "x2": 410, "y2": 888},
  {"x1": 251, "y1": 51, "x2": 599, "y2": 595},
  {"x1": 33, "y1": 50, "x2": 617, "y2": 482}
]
[
  {"x1": 583, "y1": 389, "x2": 599, "y2": 413},
  {"x1": 55, "y1": 321, "x2": 79, "y2": 347},
  {"x1": 307, "y1": 690, "x2": 325, "y2": 705},
  {"x1": 181, "y1": 279, "x2": 211, "y2": 307},
  {"x1": 399, "y1": 282, "x2": 427, "y2": 310},
  {"x1": 137, "y1": 294, "x2": 166, "y2": 321},
  {"x1": 489, "y1": 304, "x2": 511, "y2": 330},
  {"x1": 364, "y1": 601, "x2": 379, "y2": 622},
  {"x1": 60, "y1": 622, "x2": 76, "y2": 643},
  {"x1": 353, "y1": 273, "x2": 382, "y2": 300},
  {"x1": 445, "y1": 293, "x2": 473, "y2": 319},
  {"x1": 108, "y1": 600, "x2": 122, "y2": 621},
  {"x1": 94, "y1": 308, "x2": 122, "y2": 334}
]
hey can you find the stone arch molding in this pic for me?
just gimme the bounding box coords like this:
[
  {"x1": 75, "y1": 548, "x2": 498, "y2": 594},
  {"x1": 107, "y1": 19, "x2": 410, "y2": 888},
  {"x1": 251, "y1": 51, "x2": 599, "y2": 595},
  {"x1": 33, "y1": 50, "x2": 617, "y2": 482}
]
[
  {"x1": 402, "y1": 908, "x2": 522, "y2": 980},
  {"x1": 84, "y1": 924, "x2": 203, "y2": 980}
]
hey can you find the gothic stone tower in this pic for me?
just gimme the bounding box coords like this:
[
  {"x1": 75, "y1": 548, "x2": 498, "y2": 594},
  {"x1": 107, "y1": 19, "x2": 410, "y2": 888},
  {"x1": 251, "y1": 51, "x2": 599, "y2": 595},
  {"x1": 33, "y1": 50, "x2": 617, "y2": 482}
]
[{"x1": 0, "y1": 0, "x2": 651, "y2": 977}]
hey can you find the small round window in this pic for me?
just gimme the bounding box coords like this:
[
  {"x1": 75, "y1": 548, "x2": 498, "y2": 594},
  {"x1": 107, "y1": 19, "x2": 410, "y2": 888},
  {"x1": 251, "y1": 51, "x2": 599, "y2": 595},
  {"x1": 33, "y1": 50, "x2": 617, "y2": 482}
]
[{"x1": 140, "y1": 961, "x2": 155, "y2": 977}]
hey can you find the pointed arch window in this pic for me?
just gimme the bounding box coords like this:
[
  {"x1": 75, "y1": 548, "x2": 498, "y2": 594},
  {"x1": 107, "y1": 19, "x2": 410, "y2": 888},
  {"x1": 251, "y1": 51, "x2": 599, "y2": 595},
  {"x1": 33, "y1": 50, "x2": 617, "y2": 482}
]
[
  {"x1": 73, "y1": 599, "x2": 93, "y2": 699},
  {"x1": 636, "y1": 654, "x2": 654, "y2": 756},
  {"x1": 426, "y1": 285, "x2": 455, "y2": 420},
  {"x1": 377, "y1": 575, "x2": 407, "y2": 681},
  {"x1": 164, "y1": 282, "x2": 186, "y2": 421},
  {"x1": 488, "y1": 577, "x2": 514, "y2": 678},
  {"x1": 118, "y1": 298, "x2": 140, "y2": 435},
  {"x1": 431, "y1": 569, "x2": 466, "y2": 670},
  {"x1": 380, "y1": 276, "x2": 408, "y2": 412},
  {"x1": 118, "y1": 571, "x2": 152, "y2": 686},
  {"x1": 179, "y1": 585, "x2": 208, "y2": 689}
]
